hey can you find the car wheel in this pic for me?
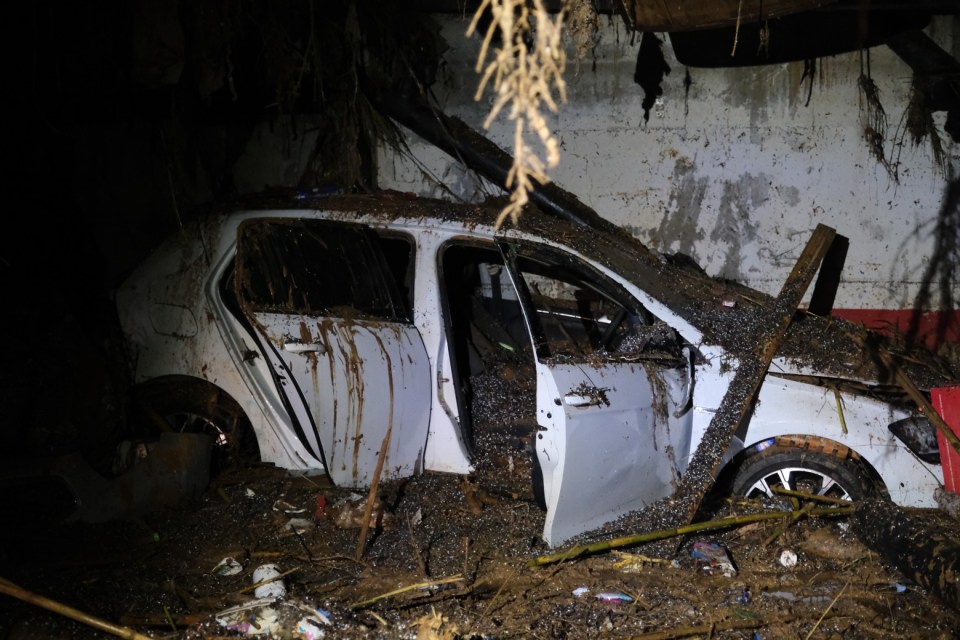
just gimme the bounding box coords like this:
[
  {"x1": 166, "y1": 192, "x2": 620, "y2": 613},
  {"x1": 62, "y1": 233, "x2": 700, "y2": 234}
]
[
  {"x1": 134, "y1": 379, "x2": 260, "y2": 473},
  {"x1": 731, "y1": 444, "x2": 873, "y2": 502}
]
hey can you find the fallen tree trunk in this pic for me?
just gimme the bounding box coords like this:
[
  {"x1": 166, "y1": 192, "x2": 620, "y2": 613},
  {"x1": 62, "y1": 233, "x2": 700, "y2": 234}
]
[{"x1": 850, "y1": 496, "x2": 960, "y2": 612}]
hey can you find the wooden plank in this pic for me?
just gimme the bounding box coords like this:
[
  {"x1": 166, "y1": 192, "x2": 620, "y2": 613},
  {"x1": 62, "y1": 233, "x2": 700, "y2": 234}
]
[
  {"x1": 667, "y1": 223, "x2": 837, "y2": 528},
  {"x1": 807, "y1": 234, "x2": 848, "y2": 317}
]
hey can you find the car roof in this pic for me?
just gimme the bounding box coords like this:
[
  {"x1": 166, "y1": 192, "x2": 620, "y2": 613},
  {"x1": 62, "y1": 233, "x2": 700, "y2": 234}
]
[{"x1": 204, "y1": 190, "x2": 954, "y2": 391}]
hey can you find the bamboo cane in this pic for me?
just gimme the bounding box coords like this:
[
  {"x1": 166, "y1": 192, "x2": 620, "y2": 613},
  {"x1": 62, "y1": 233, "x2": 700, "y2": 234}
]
[
  {"x1": 0, "y1": 577, "x2": 155, "y2": 640},
  {"x1": 528, "y1": 505, "x2": 852, "y2": 567}
]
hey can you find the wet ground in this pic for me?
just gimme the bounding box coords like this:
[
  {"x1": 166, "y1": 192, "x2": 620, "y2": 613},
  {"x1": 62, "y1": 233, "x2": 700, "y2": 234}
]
[{"x1": 2, "y1": 437, "x2": 959, "y2": 640}]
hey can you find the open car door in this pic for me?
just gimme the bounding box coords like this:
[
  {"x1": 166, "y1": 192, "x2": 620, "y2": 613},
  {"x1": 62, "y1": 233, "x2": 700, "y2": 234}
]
[
  {"x1": 499, "y1": 241, "x2": 693, "y2": 546},
  {"x1": 234, "y1": 218, "x2": 431, "y2": 487}
]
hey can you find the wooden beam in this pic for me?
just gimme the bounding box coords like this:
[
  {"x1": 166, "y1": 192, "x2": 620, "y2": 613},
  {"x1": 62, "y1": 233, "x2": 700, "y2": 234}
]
[
  {"x1": 807, "y1": 233, "x2": 848, "y2": 317},
  {"x1": 668, "y1": 224, "x2": 837, "y2": 528}
]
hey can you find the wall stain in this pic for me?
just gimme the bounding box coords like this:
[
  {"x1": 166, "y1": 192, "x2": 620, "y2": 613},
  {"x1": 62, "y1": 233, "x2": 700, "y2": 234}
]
[
  {"x1": 711, "y1": 173, "x2": 767, "y2": 279},
  {"x1": 655, "y1": 156, "x2": 708, "y2": 257}
]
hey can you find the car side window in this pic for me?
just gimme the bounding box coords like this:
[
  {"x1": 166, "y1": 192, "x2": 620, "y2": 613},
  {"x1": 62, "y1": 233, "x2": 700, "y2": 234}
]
[
  {"x1": 235, "y1": 218, "x2": 411, "y2": 322},
  {"x1": 505, "y1": 243, "x2": 682, "y2": 363}
]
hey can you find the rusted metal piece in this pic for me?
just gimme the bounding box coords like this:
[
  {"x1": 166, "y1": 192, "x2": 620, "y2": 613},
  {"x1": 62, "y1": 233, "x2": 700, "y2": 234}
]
[{"x1": 672, "y1": 223, "x2": 838, "y2": 526}]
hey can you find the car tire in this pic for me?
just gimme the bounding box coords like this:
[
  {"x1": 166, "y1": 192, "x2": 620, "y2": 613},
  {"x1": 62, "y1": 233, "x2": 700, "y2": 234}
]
[
  {"x1": 731, "y1": 444, "x2": 873, "y2": 502},
  {"x1": 133, "y1": 378, "x2": 260, "y2": 474}
]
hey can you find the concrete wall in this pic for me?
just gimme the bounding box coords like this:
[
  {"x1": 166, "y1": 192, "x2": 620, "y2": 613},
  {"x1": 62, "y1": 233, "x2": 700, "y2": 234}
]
[{"x1": 377, "y1": 14, "x2": 959, "y2": 346}]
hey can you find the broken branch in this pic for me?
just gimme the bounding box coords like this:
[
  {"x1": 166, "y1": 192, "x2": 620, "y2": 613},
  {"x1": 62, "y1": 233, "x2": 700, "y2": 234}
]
[
  {"x1": 356, "y1": 423, "x2": 393, "y2": 562},
  {"x1": 833, "y1": 387, "x2": 848, "y2": 434},
  {"x1": 349, "y1": 575, "x2": 466, "y2": 609},
  {"x1": 804, "y1": 580, "x2": 849, "y2": 640},
  {"x1": 762, "y1": 501, "x2": 815, "y2": 547},
  {"x1": 849, "y1": 332, "x2": 960, "y2": 457}
]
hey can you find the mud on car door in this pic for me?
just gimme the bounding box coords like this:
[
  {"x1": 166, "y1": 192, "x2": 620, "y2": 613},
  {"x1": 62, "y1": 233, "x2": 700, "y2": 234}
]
[
  {"x1": 499, "y1": 241, "x2": 693, "y2": 546},
  {"x1": 234, "y1": 218, "x2": 431, "y2": 488}
]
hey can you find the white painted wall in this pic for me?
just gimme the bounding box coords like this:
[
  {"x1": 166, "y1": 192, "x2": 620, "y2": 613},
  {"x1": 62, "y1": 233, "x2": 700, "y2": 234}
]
[{"x1": 377, "y1": 14, "x2": 959, "y2": 314}]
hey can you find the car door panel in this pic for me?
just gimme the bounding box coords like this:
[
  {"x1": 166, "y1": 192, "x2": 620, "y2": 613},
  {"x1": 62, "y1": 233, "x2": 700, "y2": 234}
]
[
  {"x1": 251, "y1": 312, "x2": 431, "y2": 487},
  {"x1": 499, "y1": 241, "x2": 692, "y2": 546},
  {"x1": 235, "y1": 218, "x2": 431, "y2": 488}
]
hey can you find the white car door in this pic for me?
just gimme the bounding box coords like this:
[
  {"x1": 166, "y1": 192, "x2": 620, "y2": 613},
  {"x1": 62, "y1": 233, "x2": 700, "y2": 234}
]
[
  {"x1": 234, "y1": 218, "x2": 431, "y2": 488},
  {"x1": 500, "y1": 242, "x2": 692, "y2": 546}
]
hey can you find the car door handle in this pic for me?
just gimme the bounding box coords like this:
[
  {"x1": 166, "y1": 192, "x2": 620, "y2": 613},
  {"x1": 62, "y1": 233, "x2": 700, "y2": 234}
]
[{"x1": 283, "y1": 341, "x2": 327, "y2": 355}]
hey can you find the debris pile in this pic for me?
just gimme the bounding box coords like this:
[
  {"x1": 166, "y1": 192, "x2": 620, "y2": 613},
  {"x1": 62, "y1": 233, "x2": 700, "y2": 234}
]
[{"x1": 2, "y1": 466, "x2": 958, "y2": 639}]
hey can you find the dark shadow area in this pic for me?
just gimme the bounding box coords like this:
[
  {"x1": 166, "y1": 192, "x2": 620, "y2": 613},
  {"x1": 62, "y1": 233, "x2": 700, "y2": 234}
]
[{"x1": 908, "y1": 177, "x2": 960, "y2": 349}]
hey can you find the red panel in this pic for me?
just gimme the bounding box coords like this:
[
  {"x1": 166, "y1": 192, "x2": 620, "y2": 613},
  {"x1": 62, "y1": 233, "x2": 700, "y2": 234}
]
[
  {"x1": 931, "y1": 386, "x2": 960, "y2": 495},
  {"x1": 829, "y1": 309, "x2": 960, "y2": 350}
]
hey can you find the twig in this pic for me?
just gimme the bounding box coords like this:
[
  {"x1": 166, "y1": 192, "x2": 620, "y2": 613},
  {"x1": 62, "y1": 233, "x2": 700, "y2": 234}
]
[
  {"x1": 763, "y1": 501, "x2": 815, "y2": 547},
  {"x1": 407, "y1": 514, "x2": 428, "y2": 578},
  {"x1": 731, "y1": 0, "x2": 743, "y2": 56},
  {"x1": 356, "y1": 425, "x2": 392, "y2": 562},
  {"x1": 349, "y1": 575, "x2": 466, "y2": 609},
  {"x1": 805, "y1": 581, "x2": 849, "y2": 639},
  {"x1": 0, "y1": 577, "x2": 155, "y2": 640},
  {"x1": 833, "y1": 387, "x2": 848, "y2": 435},
  {"x1": 366, "y1": 610, "x2": 389, "y2": 626},
  {"x1": 479, "y1": 572, "x2": 514, "y2": 622},
  {"x1": 849, "y1": 331, "x2": 960, "y2": 456},
  {"x1": 162, "y1": 606, "x2": 177, "y2": 633},
  {"x1": 528, "y1": 506, "x2": 852, "y2": 567},
  {"x1": 238, "y1": 566, "x2": 300, "y2": 595}
]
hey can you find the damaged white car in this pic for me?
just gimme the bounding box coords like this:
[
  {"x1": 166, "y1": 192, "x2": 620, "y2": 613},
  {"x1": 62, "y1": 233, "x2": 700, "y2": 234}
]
[{"x1": 116, "y1": 193, "x2": 953, "y2": 546}]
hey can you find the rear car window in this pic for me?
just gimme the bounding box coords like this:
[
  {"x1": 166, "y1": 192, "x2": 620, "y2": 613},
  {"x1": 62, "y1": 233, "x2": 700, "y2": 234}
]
[{"x1": 235, "y1": 218, "x2": 410, "y2": 322}]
